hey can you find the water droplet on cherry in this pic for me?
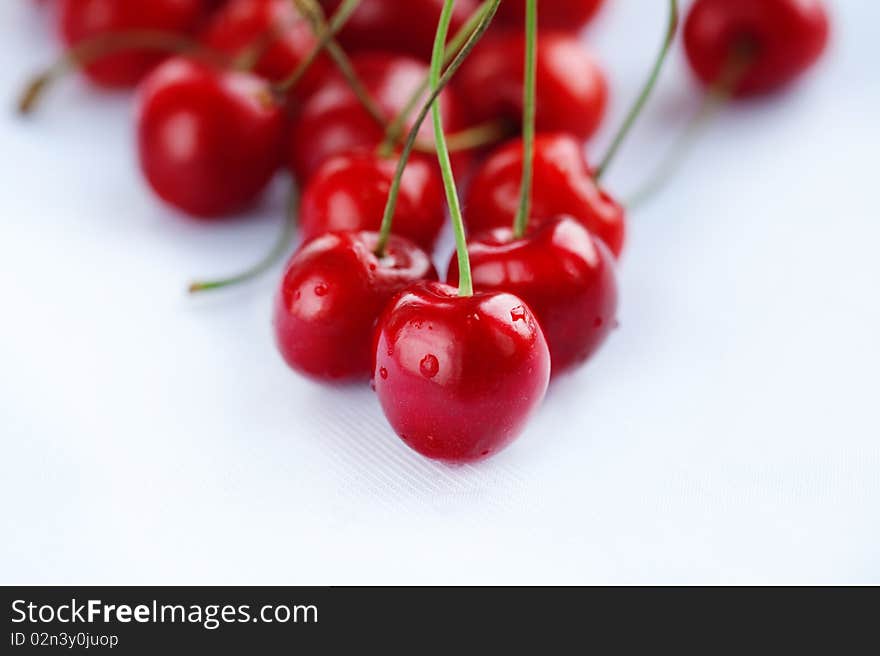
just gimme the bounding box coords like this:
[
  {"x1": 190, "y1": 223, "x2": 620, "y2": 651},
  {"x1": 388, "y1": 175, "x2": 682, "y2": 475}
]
[
  {"x1": 510, "y1": 305, "x2": 526, "y2": 322},
  {"x1": 379, "y1": 367, "x2": 388, "y2": 380},
  {"x1": 419, "y1": 354, "x2": 439, "y2": 378},
  {"x1": 314, "y1": 283, "x2": 328, "y2": 297}
]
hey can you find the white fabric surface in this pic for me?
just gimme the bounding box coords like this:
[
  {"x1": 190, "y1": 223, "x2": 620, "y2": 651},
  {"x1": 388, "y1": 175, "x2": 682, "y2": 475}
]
[{"x1": 1, "y1": 0, "x2": 878, "y2": 584}]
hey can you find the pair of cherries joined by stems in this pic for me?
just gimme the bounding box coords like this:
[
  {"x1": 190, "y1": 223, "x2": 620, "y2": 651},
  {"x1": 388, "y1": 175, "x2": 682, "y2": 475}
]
[{"x1": 25, "y1": 0, "x2": 830, "y2": 463}]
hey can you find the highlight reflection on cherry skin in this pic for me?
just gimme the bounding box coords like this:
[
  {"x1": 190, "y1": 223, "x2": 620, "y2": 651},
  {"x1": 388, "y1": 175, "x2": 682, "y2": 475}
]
[
  {"x1": 448, "y1": 217, "x2": 618, "y2": 375},
  {"x1": 465, "y1": 133, "x2": 625, "y2": 257},
  {"x1": 373, "y1": 282, "x2": 551, "y2": 463},
  {"x1": 274, "y1": 232, "x2": 438, "y2": 383}
]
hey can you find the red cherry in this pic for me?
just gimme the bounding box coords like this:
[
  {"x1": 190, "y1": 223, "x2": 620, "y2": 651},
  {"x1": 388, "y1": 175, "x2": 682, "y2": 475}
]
[
  {"x1": 495, "y1": 0, "x2": 604, "y2": 31},
  {"x1": 137, "y1": 57, "x2": 285, "y2": 218},
  {"x1": 373, "y1": 281, "x2": 550, "y2": 462},
  {"x1": 465, "y1": 133, "x2": 625, "y2": 257},
  {"x1": 200, "y1": 0, "x2": 332, "y2": 101},
  {"x1": 319, "y1": 0, "x2": 479, "y2": 61},
  {"x1": 274, "y1": 232, "x2": 437, "y2": 382},
  {"x1": 456, "y1": 31, "x2": 608, "y2": 141},
  {"x1": 448, "y1": 217, "x2": 618, "y2": 374},
  {"x1": 299, "y1": 151, "x2": 445, "y2": 253},
  {"x1": 684, "y1": 0, "x2": 830, "y2": 96},
  {"x1": 288, "y1": 52, "x2": 468, "y2": 181},
  {"x1": 58, "y1": 0, "x2": 209, "y2": 88}
]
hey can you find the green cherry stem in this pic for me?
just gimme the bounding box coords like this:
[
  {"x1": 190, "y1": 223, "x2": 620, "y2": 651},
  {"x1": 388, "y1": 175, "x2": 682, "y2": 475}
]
[
  {"x1": 624, "y1": 42, "x2": 756, "y2": 210},
  {"x1": 378, "y1": 0, "x2": 494, "y2": 156},
  {"x1": 274, "y1": 0, "x2": 361, "y2": 93},
  {"x1": 17, "y1": 31, "x2": 224, "y2": 115},
  {"x1": 432, "y1": 0, "x2": 472, "y2": 297},
  {"x1": 512, "y1": 0, "x2": 538, "y2": 239},
  {"x1": 188, "y1": 184, "x2": 300, "y2": 294},
  {"x1": 288, "y1": 0, "x2": 386, "y2": 129},
  {"x1": 594, "y1": 0, "x2": 679, "y2": 182},
  {"x1": 374, "y1": 0, "x2": 501, "y2": 259}
]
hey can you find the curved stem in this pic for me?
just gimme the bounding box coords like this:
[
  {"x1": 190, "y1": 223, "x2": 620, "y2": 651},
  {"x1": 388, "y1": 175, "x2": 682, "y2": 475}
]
[
  {"x1": 624, "y1": 45, "x2": 755, "y2": 210},
  {"x1": 374, "y1": 0, "x2": 502, "y2": 257},
  {"x1": 18, "y1": 31, "x2": 223, "y2": 115},
  {"x1": 378, "y1": 0, "x2": 494, "y2": 156},
  {"x1": 513, "y1": 0, "x2": 538, "y2": 238},
  {"x1": 432, "y1": 1, "x2": 472, "y2": 297},
  {"x1": 289, "y1": 0, "x2": 385, "y2": 129},
  {"x1": 274, "y1": 0, "x2": 361, "y2": 92},
  {"x1": 595, "y1": 0, "x2": 679, "y2": 181},
  {"x1": 188, "y1": 186, "x2": 299, "y2": 294}
]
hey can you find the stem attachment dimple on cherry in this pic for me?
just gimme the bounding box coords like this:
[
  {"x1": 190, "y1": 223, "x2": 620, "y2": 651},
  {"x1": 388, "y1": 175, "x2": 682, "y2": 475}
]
[
  {"x1": 513, "y1": 0, "x2": 538, "y2": 239},
  {"x1": 374, "y1": 0, "x2": 502, "y2": 259},
  {"x1": 594, "y1": 0, "x2": 679, "y2": 182}
]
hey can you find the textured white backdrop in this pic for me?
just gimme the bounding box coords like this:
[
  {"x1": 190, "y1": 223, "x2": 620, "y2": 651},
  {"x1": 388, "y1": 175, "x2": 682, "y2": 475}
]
[{"x1": 1, "y1": 0, "x2": 878, "y2": 584}]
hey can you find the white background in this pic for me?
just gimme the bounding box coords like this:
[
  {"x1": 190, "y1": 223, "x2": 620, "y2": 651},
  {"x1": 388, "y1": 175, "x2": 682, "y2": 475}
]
[{"x1": 1, "y1": 0, "x2": 878, "y2": 584}]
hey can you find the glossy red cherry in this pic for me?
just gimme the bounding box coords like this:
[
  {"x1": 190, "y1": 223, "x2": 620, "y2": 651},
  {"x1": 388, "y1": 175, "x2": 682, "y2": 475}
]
[
  {"x1": 465, "y1": 133, "x2": 625, "y2": 257},
  {"x1": 288, "y1": 52, "x2": 468, "y2": 181},
  {"x1": 319, "y1": 0, "x2": 479, "y2": 61},
  {"x1": 495, "y1": 0, "x2": 604, "y2": 31},
  {"x1": 373, "y1": 281, "x2": 550, "y2": 462},
  {"x1": 58, "y1": 0, "x2": 209, "y2": 88},
  {"x1": 200, "y1": 0, "x2": 332, "y2": 101},
  {"x1": 456, "y1": 31, "x2": 608, "y2": 141},
  {"x1": 137, "y1": 57, "x2": 285, "y2": 218},
  {"x1": 448, "y1": 217, "x2": 617, "y2": 374},
  {"x1": 299, "y1": 151, "x2": 445, "y2": 253},
  {"x1": 274, "y1": 232, "x2": 437, "y2": 382},
  {"x1": 684, "y1": 0, "x2": 830, "y2": 96}
]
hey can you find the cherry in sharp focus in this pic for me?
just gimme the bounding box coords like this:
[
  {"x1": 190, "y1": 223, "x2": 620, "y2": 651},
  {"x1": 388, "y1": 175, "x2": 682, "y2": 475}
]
[
  {"x1": 373, "y1": 282, "x2": 551, "y2": 462},
  {"x1": 448, "y1": 216, "x2": 618, "y2": 375},
  {"x1": 274, "y1": 232, "x2": 437, "y2": 382}
]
